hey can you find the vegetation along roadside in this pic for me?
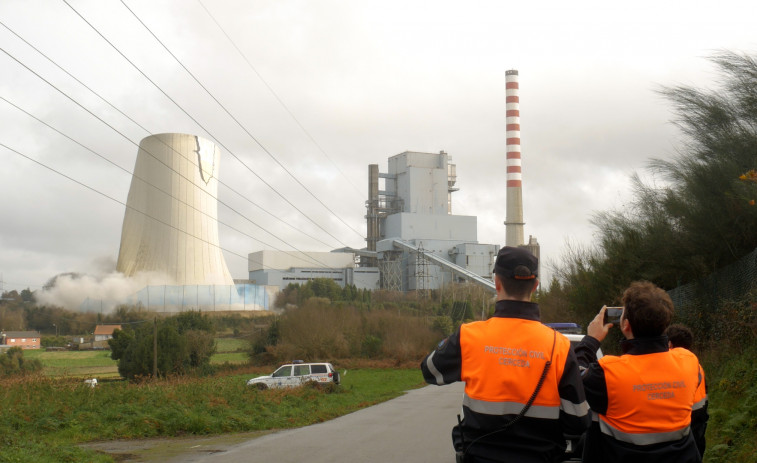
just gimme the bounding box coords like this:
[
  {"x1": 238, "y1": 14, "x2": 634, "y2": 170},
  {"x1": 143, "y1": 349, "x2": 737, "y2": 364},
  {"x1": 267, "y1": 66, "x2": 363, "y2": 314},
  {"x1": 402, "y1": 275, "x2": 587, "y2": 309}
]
[{"x1": 0, "y1": 367, "x2": 424, "y2": 463}]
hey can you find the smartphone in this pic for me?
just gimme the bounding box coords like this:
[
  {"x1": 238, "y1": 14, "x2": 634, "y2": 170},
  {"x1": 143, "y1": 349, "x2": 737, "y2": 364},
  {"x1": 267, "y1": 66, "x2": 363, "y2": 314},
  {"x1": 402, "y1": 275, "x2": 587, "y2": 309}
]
[{"x1": 604, "y1": 307, "x2": 623, "y2": 325}]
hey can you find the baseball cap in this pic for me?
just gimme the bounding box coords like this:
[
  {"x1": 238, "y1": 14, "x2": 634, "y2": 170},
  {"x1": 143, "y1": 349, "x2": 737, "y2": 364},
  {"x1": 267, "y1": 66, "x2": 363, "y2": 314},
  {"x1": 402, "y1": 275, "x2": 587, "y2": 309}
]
[{"x1": 492, "y1": 246, "x2": 538, "y2": 279}]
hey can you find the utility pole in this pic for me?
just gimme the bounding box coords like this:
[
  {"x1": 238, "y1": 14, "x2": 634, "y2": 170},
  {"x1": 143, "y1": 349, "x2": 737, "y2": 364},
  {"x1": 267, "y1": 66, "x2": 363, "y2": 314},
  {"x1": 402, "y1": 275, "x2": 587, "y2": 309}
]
[{"x1": 153, "y1": 317, "x2": 158, "y2": 378}]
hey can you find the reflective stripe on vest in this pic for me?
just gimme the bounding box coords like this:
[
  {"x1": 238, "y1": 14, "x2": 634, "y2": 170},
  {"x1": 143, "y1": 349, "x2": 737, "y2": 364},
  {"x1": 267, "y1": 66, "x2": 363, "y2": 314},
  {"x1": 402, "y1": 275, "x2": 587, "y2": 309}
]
[
  {"x1": 463, "y1": 395, "x2": 589, "y2": 419},
  {"x1": 598, "y1": 348, "x2": 700, "y2": 445},
  {"x1": 692, "y1": 364, "x2": 707, "y2": 411},
  {"x1": 459, "y1": 318, "x2": 579, "y2": 416}
]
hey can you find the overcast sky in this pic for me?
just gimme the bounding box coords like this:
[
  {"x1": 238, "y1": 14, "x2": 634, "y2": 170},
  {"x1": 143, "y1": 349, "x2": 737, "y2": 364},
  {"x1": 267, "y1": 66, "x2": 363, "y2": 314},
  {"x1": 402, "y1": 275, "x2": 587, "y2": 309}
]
[{"x1": 1, "y1": 0, "x2": 756, "y2": 299}]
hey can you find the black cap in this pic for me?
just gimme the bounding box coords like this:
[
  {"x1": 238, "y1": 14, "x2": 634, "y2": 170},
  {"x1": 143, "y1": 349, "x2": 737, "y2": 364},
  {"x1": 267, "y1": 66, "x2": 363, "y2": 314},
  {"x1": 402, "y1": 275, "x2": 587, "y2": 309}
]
[{"x1": 493, "y1": 246, "x2": 538, "y2": 280}]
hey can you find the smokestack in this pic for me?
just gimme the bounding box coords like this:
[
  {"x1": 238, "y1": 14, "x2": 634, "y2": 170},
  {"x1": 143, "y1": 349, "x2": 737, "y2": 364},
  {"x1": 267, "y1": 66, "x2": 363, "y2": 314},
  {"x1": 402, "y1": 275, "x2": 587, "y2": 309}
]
[{"x1": 504, "y1": 69, "x2": 525, "y2": 247}]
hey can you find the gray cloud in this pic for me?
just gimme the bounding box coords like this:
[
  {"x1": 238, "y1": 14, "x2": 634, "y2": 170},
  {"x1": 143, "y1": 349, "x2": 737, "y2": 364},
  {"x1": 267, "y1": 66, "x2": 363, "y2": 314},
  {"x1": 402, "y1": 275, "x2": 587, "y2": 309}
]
[{"x1": 1, "y1": 0, "x2": 755, "y2": 294}]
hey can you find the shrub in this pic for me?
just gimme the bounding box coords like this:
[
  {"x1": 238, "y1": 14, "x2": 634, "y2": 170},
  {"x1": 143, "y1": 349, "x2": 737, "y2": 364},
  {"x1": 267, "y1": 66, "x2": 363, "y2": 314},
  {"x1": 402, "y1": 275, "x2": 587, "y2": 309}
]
[{"x1": 0, "y1": 347, "x2": 42, "y2": 377}]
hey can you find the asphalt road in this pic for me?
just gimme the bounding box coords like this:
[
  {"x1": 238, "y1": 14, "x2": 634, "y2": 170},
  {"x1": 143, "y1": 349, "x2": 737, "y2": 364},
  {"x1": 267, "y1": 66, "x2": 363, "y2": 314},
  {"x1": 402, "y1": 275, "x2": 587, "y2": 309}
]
[{"x1": 173, "y1": 382, "x2": 465, "y2": 463}]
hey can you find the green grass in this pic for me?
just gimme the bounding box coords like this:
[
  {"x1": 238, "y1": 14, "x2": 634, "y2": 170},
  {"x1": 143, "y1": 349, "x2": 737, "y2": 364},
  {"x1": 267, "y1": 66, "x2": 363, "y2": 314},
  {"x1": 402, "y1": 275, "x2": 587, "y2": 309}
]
[
  {"x1": 215, "y1": 337, "x2": 247, "y2": 353},
  {"x1": 210, "y1": 352, "x2": 248, "y2": 365},
  {"x1": 701, "y1": 343, "x2": 757, "y2": 463},
  {"x1": 24, "y1": 338, "x2": 250, "y2": 376},
  {"x1": 0, "y1": 368, "x2": 425, "y2": 462},
  {"x1": 24, "y1": 349, "x2": 119, "y2": 378}
]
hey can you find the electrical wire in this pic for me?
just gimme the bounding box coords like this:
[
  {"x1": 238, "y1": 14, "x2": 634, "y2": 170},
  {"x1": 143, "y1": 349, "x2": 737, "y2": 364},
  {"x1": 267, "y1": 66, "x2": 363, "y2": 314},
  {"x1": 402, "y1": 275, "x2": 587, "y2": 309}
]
[
  {"x1": 0, "y1": 45, "x2": 338, "y2": 269},
  {"x1": 0, "y1": 19, "x2": 336, "y2": 250},
  {"x1": 61, "y1": 0, "x2": 359, "y2": 249},
  {"x1": 0, "y1": 95, "x2": 304, "y2": 258},
  {"x1": 195, "y1": 0, "x2": 364, "y2": 197},
  {"x1": 120, "y1": 0, "x2": 366, "y2": 241},
  {"x1": 0, "y1": 141, "x2": 256, "y2": 265}
]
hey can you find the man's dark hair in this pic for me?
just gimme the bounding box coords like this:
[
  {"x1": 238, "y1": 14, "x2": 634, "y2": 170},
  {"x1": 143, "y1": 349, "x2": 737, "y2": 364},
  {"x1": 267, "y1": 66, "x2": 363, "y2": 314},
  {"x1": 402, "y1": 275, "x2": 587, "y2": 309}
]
[
  {"x1": 621, "y1": 281, "x2": 674, "y2": 338},
  {"x1": 495, "y1": 273, "x2": 535, "y2": 300},
  {"x1": 665, "y1": 324, "x2": 694, "y2": 349}
]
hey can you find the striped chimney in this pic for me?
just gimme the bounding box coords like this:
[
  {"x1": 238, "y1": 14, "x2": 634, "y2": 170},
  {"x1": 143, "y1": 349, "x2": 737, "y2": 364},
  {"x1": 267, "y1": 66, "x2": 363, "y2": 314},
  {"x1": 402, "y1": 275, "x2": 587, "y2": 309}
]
[{"x1": 504, "y1": 69, "x2": 525, "y2": 247}]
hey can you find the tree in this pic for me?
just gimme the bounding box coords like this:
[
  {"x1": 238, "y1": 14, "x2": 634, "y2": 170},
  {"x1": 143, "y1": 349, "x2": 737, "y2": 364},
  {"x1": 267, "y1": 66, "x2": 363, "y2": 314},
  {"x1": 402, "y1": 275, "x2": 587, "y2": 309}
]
[
  {"x1": 20, "y1": 288, "x2": 34, "y2": 303},
  {"x1": 108, "y1": 311, "x2": 216, "y2": 380},
  {"x1": 543, "y1": 51, "x2": 757, "y2": 336},
  {"x1": 0, "y1": 346, "x2": 42, "y2": 377}
]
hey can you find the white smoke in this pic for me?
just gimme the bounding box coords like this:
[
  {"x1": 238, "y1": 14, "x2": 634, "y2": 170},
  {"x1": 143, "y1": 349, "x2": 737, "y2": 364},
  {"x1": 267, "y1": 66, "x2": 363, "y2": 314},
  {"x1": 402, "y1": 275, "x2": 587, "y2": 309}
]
[{"x1": 36, "y1": 270, "x2": 175, "y2": 312}]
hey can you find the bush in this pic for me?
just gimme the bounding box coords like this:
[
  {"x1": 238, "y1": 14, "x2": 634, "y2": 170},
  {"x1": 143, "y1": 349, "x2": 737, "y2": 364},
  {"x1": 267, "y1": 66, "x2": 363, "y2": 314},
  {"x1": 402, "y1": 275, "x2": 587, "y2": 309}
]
[
  {"x1": 108, "y1": 311, "x2": 217, "y2": 381},
  {"x1": 0, "y1": 347, "x2": 42, "y2": 377}
]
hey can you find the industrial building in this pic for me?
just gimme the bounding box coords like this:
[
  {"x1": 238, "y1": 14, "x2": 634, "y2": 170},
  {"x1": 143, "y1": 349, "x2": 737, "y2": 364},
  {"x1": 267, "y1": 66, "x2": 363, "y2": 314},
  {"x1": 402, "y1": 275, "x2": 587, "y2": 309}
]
[
  {"x1": 114, "y1": 70, "x2": 540, "y2": 308},
  {"x1": 367, "y1": 150, "x2": 500, "y2": 291},
  {"x1": 248, "y1": 150, "x2": 502, "y2": 293},
  {"x1": 248, "y1": 250, "x2": 379, "y2": 289},
  {"x1": 248, "y1": 70, "x2": 540, "y2": 295}
]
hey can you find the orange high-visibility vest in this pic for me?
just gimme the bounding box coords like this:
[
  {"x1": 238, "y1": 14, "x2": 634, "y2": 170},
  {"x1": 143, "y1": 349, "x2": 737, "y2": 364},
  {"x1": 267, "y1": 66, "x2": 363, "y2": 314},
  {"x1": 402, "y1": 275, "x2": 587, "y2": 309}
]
[
  {"x1": 598, "y1": 348, "x2": 700, "y2": 445},
  {"x1": 693, "y1": 363, "x2": 707, "y2": 411},
  {"x1": 459, "y1": 318, "x2": 570, "y2": 418}
]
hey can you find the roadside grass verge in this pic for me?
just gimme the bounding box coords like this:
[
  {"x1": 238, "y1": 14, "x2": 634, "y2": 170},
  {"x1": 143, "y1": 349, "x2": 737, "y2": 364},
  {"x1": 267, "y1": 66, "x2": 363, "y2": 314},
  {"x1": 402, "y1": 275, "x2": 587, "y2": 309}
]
[
  {"x1": 0, "y1": 368, "x2": 425, "y2": 463},
  {"x1": 702, "y1": 343, "x2": 757, "y2": 463}
]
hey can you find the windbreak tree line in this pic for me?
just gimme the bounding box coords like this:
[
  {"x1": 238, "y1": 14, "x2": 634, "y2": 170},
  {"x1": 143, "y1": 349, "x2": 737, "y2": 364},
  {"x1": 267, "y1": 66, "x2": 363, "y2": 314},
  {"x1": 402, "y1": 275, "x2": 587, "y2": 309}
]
[
  {"x1": 0, "y1": 298, "x2": 99, "y2": 336},
  {"x1": 109, "y1": 311, "x2": 216, "y2": 380},
  {"x1": 252, "y1": 279, "x2": 493, "y2": 363},
  {"x1": 274, "y1": 280, "x2": 372, "y2": 308},
  {"x1": 543, "y1": 51, "x2": 757, "y2": 342}
]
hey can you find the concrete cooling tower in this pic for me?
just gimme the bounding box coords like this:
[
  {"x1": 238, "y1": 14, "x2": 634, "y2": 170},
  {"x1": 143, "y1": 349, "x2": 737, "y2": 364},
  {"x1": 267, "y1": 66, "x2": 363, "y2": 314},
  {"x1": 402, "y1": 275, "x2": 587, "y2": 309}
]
[{"x1": 116, "y1": 133, "x2": 234, "y2": 285}]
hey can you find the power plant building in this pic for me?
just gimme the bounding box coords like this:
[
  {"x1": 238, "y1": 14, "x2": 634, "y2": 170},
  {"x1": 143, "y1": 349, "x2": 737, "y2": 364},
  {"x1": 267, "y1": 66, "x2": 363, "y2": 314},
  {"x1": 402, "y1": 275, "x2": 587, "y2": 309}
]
[
  {"x1": 247, "y1": 150, "x2": 496, "y2": 293},
  {"x1": 368, "y1": 151, "x2": 499, "y2": 292},
  {"x1": 248, "y1": 250, "x2": 379, "y2": 289}
]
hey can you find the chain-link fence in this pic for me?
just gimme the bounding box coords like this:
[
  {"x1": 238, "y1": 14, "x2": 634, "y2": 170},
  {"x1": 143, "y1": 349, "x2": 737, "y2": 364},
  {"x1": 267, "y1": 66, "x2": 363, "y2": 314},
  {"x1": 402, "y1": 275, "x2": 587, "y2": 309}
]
[{"x1": 668, "y1": 247, "x2": 757, "y2": 345}]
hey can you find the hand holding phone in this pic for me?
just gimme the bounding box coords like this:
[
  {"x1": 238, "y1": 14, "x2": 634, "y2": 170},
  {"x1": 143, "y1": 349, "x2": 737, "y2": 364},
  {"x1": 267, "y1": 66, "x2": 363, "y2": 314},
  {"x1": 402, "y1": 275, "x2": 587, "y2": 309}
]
[{"x1": 603, "y1": 307, "x2": 623, "y2": 325}]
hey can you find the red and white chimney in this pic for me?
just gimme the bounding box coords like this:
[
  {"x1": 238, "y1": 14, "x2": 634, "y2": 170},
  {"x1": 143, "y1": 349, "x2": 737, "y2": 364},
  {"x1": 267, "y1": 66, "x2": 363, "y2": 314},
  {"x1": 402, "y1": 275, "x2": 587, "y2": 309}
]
[{"x1": 504, "y1": 69, "x2": 525, "y2": 247}]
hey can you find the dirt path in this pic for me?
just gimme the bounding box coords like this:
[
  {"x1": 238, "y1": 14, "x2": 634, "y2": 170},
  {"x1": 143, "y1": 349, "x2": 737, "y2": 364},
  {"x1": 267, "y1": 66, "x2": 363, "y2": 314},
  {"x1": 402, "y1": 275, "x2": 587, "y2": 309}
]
[{"x1": 81, "y1": 431, "x2": 272, "y2": 462}]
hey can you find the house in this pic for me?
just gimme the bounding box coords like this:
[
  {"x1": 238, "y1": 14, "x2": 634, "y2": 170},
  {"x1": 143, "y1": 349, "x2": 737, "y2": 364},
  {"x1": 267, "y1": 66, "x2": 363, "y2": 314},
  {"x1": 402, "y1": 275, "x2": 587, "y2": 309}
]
[
  {"x1": 93, "y1": 325, "x2": 122, "y2": 342},
  {"x1": 0, "y1": 331, "x2": 41, "y2": 349}
]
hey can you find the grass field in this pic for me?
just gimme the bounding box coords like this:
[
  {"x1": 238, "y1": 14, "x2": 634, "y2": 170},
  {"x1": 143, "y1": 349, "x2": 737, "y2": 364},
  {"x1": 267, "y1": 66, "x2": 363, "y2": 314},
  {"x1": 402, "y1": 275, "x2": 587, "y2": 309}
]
[
  {"x1": 215, "y1": 337, "x2": 247, "y2": 353},
  {"x1": 24, "y1": 337, "x2": 250, "y2": 377},
  {"x1": 0, "y1": 367, "x2": 425, "y2": 462},
  {"x1": 24, "y1": 349, "x2": 120, "y2": 378}
]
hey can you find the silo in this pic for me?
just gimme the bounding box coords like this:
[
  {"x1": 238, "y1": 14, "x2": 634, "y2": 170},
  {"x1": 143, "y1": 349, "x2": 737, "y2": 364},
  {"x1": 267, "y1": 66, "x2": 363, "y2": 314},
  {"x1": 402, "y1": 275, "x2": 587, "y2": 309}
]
[{"x1": 116, "y1": 133, "x2": 234, "y2": 285}]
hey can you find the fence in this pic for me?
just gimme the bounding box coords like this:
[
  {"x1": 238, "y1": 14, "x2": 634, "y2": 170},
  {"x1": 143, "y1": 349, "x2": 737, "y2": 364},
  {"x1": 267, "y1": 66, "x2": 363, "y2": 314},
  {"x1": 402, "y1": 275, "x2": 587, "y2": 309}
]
[
  {"x1": 668, "y1": 247, "x2": 757, "y2": 312},
  {"x1": 668, "y1": 247, "x2": 757, "y2": 344}
]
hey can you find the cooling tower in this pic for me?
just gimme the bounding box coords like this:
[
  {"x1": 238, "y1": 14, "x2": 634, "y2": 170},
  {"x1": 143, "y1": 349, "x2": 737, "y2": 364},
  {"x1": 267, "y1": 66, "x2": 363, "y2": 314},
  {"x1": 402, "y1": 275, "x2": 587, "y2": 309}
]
[
  {"x1": 504, "y1": 69, "x2": 525, "y2": 247},
  {"x1": 116, "y1": 133, "x2": 234, "y2": 285}
]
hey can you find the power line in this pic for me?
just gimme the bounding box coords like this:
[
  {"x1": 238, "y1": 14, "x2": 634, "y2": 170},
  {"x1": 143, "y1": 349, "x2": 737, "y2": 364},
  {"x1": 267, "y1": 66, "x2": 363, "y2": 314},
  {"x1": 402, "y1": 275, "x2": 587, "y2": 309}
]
[
  {"x1": 195, "y1": 0, "x2": 364, "y2": 197},
  {"x1": 61, "y1": 0, "x2": 359, "y2": 249},
  {"x1": 0, "y1": 45, "x2": 337, "y2": 269},
  {"x1": 1, "y1": 141, "x2": 252, "y2": 264},
  {"x1": 119, "y1": 0, "x2": 366, "y2": 241},
  {"x1": 0, "y1": 20, "x2": 335, "y2": 250},
  {"x1": 0, "y1": 96, "x2": 305, "y2": 259}
]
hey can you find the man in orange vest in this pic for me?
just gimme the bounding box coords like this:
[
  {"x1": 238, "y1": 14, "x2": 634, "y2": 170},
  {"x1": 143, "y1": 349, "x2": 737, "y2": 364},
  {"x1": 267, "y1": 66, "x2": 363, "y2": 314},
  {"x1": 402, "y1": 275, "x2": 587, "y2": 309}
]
[
  {"x1": 575, "y1": 281, "x2": 705, "y2": 462},
  {"x1": 665, "y1": 323, "x2": 709, "y2": 458},
  {"x1": 421, "y1": 247, "x2": 590, "y2": 462}
]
